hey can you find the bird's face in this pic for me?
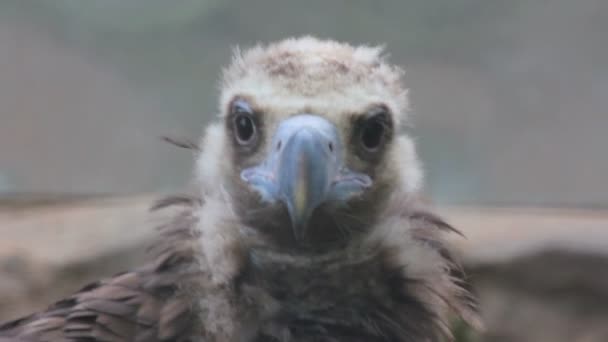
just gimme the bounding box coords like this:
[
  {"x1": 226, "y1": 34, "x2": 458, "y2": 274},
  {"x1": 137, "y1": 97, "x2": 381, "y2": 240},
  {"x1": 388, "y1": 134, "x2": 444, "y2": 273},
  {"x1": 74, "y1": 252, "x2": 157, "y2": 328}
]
[
  {"x1": 226, "y1": 95, "x2": 393, "y2": 246},
  {"x1": 198, "y1": 38, "x2": 422, "y2": 251}
]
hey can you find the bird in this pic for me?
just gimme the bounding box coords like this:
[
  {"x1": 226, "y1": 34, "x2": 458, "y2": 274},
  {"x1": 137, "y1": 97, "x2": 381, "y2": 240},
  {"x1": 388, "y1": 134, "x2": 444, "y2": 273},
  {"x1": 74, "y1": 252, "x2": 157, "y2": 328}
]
[{"x1": 0, "y1": 36, "x2": 481, "y2": 341}]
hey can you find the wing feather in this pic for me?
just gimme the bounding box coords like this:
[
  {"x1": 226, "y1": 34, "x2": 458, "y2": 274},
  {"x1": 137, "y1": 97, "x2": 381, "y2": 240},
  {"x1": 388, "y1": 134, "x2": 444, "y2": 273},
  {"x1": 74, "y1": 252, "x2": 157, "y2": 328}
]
[{"x1": 0, "y1": 199, "x2": 202, "y2": 341}]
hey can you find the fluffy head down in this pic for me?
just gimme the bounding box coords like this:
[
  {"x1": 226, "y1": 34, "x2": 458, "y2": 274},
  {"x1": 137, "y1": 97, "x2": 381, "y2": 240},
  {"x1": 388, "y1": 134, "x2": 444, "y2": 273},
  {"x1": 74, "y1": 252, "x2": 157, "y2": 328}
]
[
  {"x1": 198, "y1": 36, "x2": 422, "y2": 204},
  {"x1": 220, "y1": 36, "x2": 409, "y2": 126}
]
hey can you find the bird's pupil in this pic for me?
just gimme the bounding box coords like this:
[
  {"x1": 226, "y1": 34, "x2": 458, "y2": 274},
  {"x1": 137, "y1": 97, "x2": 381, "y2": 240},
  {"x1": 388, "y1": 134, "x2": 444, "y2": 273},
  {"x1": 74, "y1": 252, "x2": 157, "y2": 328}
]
[
  {"x1": 235, "y1": 114, "x2": 255, "y2": 143},
  {"x1": 361, "y1": 118, "x2": 385, "y2": 150}
]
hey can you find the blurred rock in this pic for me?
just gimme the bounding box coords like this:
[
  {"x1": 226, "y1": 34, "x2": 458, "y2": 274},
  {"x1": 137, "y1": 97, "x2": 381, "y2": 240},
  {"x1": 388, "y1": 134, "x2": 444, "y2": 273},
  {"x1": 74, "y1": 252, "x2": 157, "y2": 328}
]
[
  {"x1": 443, "y1": 207, "x2": 608, "y2": 342},
  {"x1": 0, "y1": 197, "x2": 607, "y2": 341},
  {"x1": 472, "y1": 251, "x2": 608, "y2": 342}
]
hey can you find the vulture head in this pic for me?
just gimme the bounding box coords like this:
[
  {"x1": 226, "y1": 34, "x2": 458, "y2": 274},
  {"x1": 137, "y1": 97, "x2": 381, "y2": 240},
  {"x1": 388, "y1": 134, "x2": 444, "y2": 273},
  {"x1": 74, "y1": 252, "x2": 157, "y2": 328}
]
[
  {"x1": 0, "y1": 37, "x2": 481, "y2": 342},
  {"x1": 198, "y1": 37, "x2": 422, "y2": 252}
]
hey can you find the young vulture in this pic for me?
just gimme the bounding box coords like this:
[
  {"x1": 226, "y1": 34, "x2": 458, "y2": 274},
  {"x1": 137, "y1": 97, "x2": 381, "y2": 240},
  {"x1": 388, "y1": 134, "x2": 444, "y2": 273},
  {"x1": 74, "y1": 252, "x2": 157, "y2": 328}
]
[{"x1": 0, "y1": 37, "x2": 480, "y2": 341}]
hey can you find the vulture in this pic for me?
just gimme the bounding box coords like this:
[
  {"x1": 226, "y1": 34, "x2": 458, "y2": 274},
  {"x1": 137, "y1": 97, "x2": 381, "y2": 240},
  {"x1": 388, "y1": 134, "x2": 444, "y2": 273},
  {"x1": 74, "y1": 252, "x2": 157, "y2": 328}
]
[{"x1": 0, "y1": 37, "x2": 481, "y2": 341}]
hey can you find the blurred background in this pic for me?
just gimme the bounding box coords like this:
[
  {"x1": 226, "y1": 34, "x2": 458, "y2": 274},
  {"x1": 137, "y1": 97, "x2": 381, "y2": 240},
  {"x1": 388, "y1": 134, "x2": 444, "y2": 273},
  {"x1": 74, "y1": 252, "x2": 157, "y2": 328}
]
[{"x1": 0, "y1": 1, "x2": 607, "y2": 341}]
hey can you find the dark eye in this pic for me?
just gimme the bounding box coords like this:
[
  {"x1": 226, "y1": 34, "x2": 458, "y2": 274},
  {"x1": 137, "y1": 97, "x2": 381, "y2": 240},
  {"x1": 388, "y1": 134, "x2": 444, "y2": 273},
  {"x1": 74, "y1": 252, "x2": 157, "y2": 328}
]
[
  {"x1": 231, "y1": 99, "x2": 257, "y2": 145},
  {"x1": 359, "y1": 111, "x2": 389, "y2": 151},
  {"x1": 234, "y1": 114, "x2": 256, "y2": 144}
]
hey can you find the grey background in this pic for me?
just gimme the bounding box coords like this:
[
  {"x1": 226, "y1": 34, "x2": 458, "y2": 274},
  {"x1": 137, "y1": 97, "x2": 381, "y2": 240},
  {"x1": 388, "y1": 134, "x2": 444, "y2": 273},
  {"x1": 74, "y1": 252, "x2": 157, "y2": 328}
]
[{"x1": 1, "y1": 0, "x2": 607, "y2": 207}]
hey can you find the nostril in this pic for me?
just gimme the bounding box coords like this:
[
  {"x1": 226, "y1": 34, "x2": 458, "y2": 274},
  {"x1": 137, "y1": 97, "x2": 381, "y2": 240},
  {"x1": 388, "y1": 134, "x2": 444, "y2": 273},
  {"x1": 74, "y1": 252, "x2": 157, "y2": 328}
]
[
  {"x1": 328, "y1": 142, "x2": 334, "y2": 152},
  {"x1": 276, "y1": 140, "x2": 282, "y2": 151}
]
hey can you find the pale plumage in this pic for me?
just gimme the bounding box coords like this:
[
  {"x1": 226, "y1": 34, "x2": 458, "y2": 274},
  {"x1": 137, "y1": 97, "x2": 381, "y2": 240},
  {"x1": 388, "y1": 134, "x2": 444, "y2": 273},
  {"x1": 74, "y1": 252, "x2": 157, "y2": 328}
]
[{"x1": 0, "y1": 37, "x2": 480, "y2": 341}]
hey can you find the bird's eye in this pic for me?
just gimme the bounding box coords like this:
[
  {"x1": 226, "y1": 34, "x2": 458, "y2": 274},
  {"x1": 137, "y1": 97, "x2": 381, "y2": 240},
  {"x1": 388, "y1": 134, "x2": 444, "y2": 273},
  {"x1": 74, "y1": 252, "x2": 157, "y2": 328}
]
[
  {"x1": 234, "y1": 114, "x2": 256, "y2": 144},
  {"x1": 359, "y1": 111, "x2": 389, "y2": 151},
  {"x1": 231, "y1": 99, "x2": 257, "y2": 145}
]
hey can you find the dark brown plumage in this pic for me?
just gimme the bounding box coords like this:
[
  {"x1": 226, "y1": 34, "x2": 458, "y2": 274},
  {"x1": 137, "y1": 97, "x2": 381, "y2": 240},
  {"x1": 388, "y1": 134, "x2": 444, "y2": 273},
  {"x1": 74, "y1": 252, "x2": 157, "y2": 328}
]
[
  {"x1": 0, "y1": 205, "x2": 199, "y2": 341},
  {"x1": 0, "y1": 37, "x2": 480, "y2": 341}
]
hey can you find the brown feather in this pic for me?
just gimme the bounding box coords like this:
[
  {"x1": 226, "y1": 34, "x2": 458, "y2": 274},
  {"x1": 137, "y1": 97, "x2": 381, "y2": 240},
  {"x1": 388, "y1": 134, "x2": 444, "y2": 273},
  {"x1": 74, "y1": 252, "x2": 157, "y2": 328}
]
[
  {"x1": 160, "y1": 136, "x2": 200, "y2": 151},
  {"x1": 0, "y1": 202, "x2": 200, "y2": 341}
]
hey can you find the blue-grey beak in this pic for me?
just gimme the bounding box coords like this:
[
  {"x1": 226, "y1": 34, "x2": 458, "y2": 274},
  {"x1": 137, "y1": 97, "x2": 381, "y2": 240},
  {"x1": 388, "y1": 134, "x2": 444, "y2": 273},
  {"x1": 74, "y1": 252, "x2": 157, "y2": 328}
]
[{"x1": 241, "y1": 114, "x2": 372, "y2": 240}]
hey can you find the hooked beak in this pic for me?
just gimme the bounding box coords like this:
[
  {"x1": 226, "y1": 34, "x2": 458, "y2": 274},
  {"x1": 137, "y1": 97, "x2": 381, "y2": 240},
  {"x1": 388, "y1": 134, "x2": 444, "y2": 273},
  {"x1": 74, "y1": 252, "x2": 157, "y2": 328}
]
[{"x1": 241, "y1": 114, "x2": 372, "y2": 240}]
